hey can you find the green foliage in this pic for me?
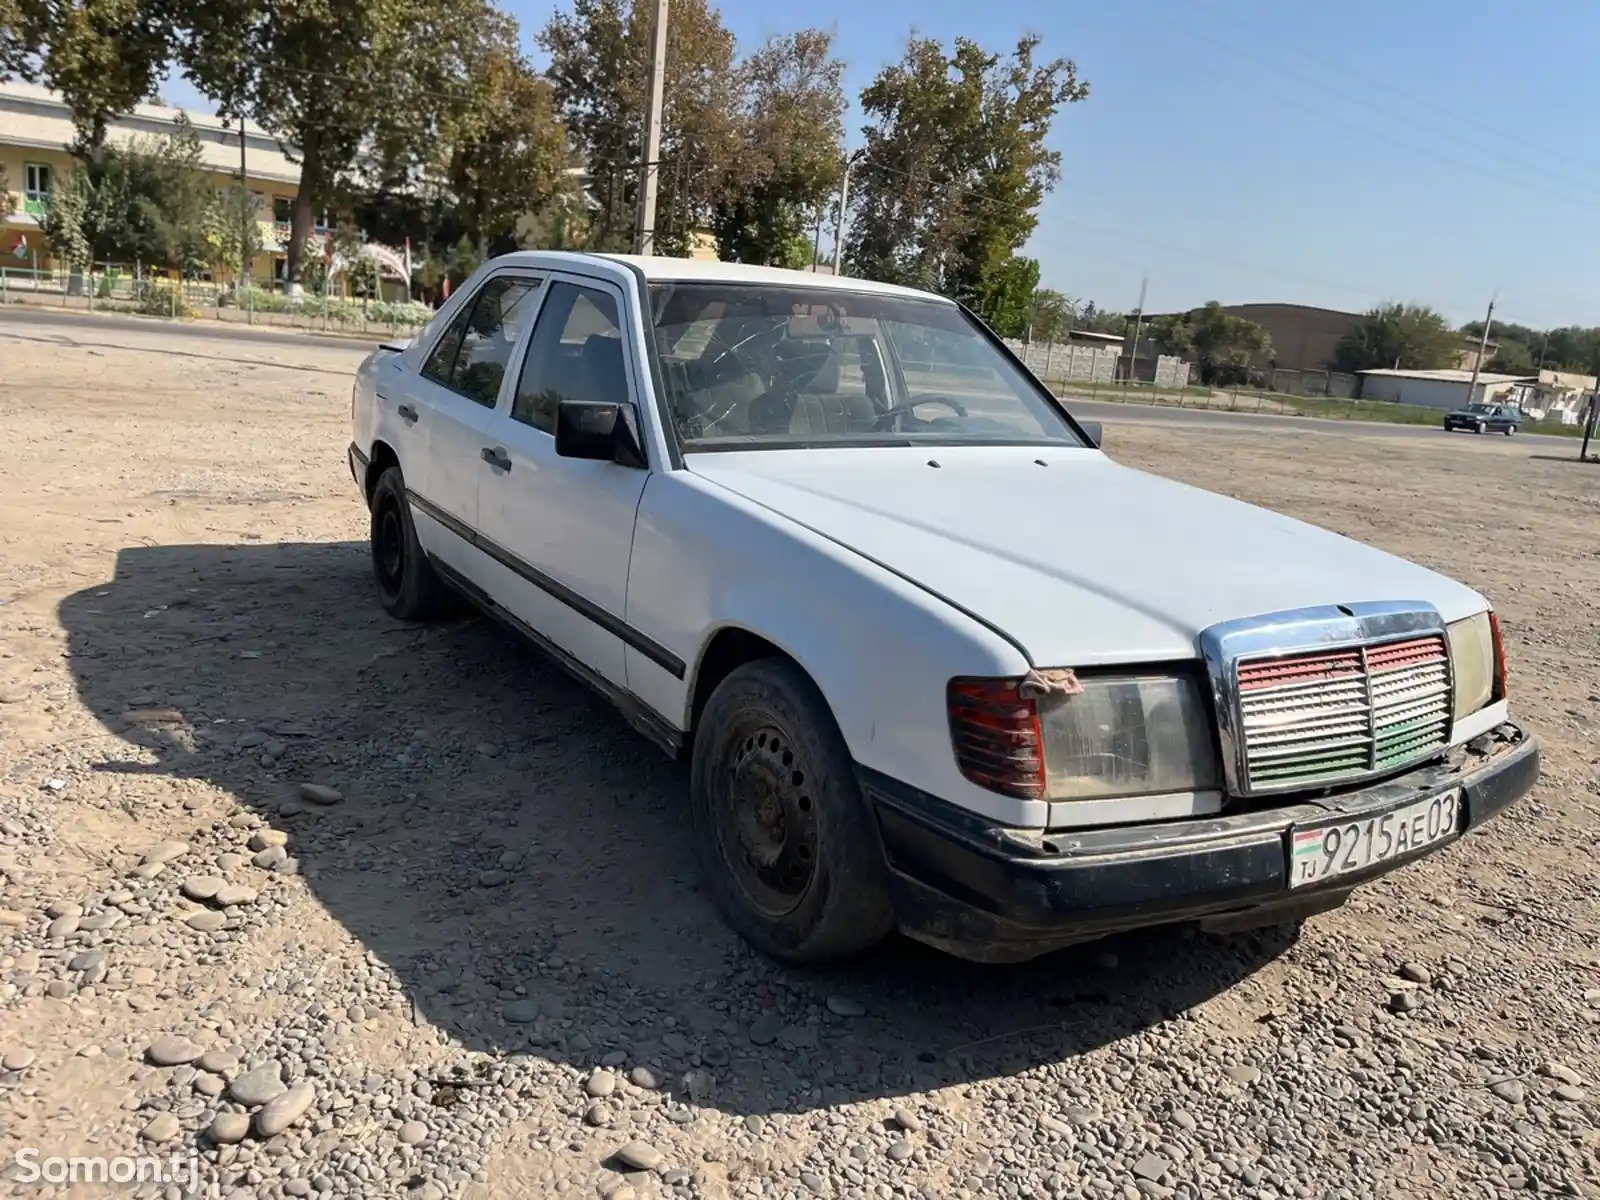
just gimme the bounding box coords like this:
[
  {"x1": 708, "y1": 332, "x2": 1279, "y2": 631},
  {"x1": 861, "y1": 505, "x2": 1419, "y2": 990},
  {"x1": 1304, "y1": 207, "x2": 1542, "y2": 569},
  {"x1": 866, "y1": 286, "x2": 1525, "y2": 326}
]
[
  {"x1": 95, "y1": 272, "x2": 113, "y2": 298},
  {"x1": 972, "y1": 255, "x2": 1039, "y2": 338},
  {"x1": 711, "y1": 29, "x2": 846, "y2": 266},
  {"x1": 202, "y1": 184, "x2": 264, "y2": 280},
  {"x1": 1027, "y1": 288, "x2": 1075, "y2": 342},
  {"x1": 540, "y1": 0, "x2": 740, "y2": 255},
  {"x1": 845, "y1": 33, "x2": 1088, "y2": 330},
  {"x1": 42, "y1": 114, "x2": 212, "y2": 271},
  {"x1": 1486, "y1": 339, "x2": 1533, "y2": 374},
  {"x1": 1335, "y1": 302, "x2": 1461, "y2": 373},
  {"x1": 1463, "y1": 318, "x2": 1600, "y2": 376},
  {"x1": 1150, "y1": 301, "x2": 1271, "y2": 385},
  {"x1": 137, "y1": 280, "x2": 193, "y2": 316},
  {"x1": 1076, "y1": 301, "x2": 1126, "y2": 335}
]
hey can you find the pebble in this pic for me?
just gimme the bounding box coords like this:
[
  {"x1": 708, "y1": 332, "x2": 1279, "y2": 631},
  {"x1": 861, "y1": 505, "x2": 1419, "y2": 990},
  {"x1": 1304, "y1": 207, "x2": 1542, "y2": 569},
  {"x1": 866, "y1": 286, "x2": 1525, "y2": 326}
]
[
  {"x1": 892, "y1": 1106, "x2": 923, "y2": 1133},
  {"x1": 1490, "y1": 1079, "x2": 1526, "y2": 1104},
  {"x1": 614, "y1": 1141, "x2": 664, "y2": 1172},
  {"x1": 248, "y1": 830, "x2": 289, "y2": 852},
  {"x1": 1541, "y1": 1062, "x2": 1583, "y2": 1086},
  {"x1": 186, "y1": 911, "x2": 227, "y2": 932},
  {"x1": 238, "y1": 731, "x2": 269, "y2": 748},
  {"x1": 1389, "y1": 990, "x2": 1421, "y2": 1014},
  {"x1": 141, "y1": 1113, "x2": 181, "y2": 1142},
  {"x1": 585, "y1": 1102, "x2": 614, "y2": 1127},
  {"x1": 68, "y1": 949, "x2": 105, "y2": 971},
  {"x1": 1554, "y1": 1083, "x2": 1586, "y2": 1102},
  {"x1": 207, "y1": 1112, "x2": 251, "y2": 1144},
  {"x1": 2, "y1": 1048, "x2": 36, "y2": 1071},
  {"x1": 146, "y1": 1035, "x2": 204, "y2": 1066},
  {"x1": 181, "y1": 876, "x2": 225, "y2": 901},
  {"x1": 46, "y1": 914, "x2": 79, "y2": 939},
  {"x1": 1132, "y1": 1152, "x2": 1170, "y2": 1182},
  {"x1": 254, "y1": 1081, "x2": 315, "y2": 1136},
  {"x1": 478, "y1": 869, "x2": 511, "y2": 888},
  {"x1": 45, "y1": 901, "x2": 82, "y2": 919},
  {"x1": 586, "y1": 1070, "x2": 617, "y2": 1098},
  {"x1": 503, "y1": 999, "x2": 540, "y2": 1023},
  {"x1": 1223, "y1": 1065, "x2": 1261, "y2": 1086},
  {"x1": 229, "y1": 1062, "x2": 286, "y2": 1106},
  {"x1": 212, "y1": 884, "x2": 258, "y2": 907},
  {"x1": 630, "y1": 1065, "x2": 659, "y2": 1089},
  {"x1": 299, "y1": 783, "x2": 342, "y2": 805},
  {"x1": 0, "y1": 909, "x2": 25, "y2": 926},
  {"x1": 1399, "y1": 961, "x2": 1432, "y2": 984},
  {"x1": 887, "y1": 1140, "x2": 914, "y2": 1162},
  {"x1": 140, "y1": 841, "x2": 190, "y2": 866},
  {"x1": 252, "y1": 845, "x2": 288, "y2": 870},
  {"x1": 749, "y1": 1014, "x2": 783, "y2": 1045},
  {"x1": 826, "y1": 995, "x2": 866, "y2": 1018},
  {"x1": 398, "y1": 1120, "x2": 429, "y2": 1145},
  {"x1": 198, "y1": 1050, "x2": 238, "y2": 1075}
]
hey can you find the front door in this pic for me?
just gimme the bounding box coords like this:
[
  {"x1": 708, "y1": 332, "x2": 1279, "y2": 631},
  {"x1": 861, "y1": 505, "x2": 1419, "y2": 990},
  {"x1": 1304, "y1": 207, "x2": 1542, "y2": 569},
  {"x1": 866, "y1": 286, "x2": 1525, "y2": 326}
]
[
  {"x1": 473, "y1": 276, "x2": 649, "y2": 690},
  {"x1": 406, "y1": 271, "x2": 541, "y2": 569}
]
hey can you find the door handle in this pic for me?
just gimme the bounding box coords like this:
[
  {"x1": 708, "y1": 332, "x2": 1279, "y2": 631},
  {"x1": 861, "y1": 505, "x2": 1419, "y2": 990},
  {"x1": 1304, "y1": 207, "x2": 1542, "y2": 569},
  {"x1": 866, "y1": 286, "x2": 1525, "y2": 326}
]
[
  {"x1": 481, "y1": 446, "x2": 512, "y2": 471},
  {"x1": 397, "y1": 403, "x2": 419, "y2": 424}
]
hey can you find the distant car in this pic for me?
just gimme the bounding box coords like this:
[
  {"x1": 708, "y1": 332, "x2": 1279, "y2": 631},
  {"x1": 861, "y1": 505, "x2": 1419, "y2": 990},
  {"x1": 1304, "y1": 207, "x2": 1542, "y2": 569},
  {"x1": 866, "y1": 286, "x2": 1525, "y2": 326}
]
[{"x1": 1444, "y1": 402, "x2": 1521, "y2": 435}]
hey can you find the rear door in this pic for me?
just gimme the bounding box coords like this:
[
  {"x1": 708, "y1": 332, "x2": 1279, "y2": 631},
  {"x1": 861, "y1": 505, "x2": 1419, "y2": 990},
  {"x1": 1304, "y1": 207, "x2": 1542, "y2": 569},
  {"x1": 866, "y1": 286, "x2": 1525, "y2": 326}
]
[
  {"x1": 404, "y1": 271, "x2": 541, "y2": 568},
  {"x1": 472, "y1": 275, "x2": 653, "y2": 690}
]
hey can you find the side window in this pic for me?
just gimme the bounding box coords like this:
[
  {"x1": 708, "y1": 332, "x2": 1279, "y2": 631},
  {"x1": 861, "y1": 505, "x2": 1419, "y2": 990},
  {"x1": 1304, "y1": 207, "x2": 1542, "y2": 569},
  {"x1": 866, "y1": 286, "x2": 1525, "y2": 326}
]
[
  {"x1": 451, "y1": 277, "x2": 538, "y2": 406},
  {"x1": 512, "y1": 282, "x2": 625, "y2": 434},
  {"x1": 418, "y1": 275, "x2": 537, "y2": 405}
]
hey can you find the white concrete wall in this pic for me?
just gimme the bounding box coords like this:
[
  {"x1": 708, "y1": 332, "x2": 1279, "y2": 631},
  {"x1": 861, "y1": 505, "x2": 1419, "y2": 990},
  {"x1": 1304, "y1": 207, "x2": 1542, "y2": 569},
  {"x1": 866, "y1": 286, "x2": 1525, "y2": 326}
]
[{"x1": 1360, "y1": 375, "x2": 1517, "y2": 409}]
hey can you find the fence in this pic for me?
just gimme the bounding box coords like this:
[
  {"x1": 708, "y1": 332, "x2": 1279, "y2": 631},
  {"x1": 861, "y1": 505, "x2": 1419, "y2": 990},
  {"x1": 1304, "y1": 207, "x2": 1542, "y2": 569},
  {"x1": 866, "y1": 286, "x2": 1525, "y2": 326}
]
[
  {"x1": 0, "y1": 265, "x2": 436, "y2": 339},
  {"x1": 1002, "y1": 338, "x2": 1121, "y2": 385}
]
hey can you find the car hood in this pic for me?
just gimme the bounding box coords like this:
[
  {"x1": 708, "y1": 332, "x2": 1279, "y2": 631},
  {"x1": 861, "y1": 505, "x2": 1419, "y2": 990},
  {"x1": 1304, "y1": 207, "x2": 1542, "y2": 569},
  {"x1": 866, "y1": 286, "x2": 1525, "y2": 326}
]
[{"x1": 687, "y1": 446, "x2": 1487, "y2": 666}]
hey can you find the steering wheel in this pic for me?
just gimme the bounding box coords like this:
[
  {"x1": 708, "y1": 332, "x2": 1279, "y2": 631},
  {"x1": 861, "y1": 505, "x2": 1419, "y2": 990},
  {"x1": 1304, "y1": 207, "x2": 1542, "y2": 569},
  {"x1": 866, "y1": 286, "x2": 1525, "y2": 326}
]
[{"x1": 871, "y1": 394, "x2": 969, "y2": 432}]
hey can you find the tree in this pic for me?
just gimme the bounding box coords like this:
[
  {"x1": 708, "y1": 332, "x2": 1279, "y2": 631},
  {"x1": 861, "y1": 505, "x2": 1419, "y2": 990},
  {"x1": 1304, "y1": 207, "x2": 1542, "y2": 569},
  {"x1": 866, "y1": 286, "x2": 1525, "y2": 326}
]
[
  {"x1": 4, "y1": 0, "x2": 177, "y2": 149},
  {"x1": 1487, "y1": 339, "x2": 1534, "y2": 374},
  {"x1": 446, "y1": 39, "x2": 574, "y2": 257},
  {"x1": 202, "y1": 183, "x2": 264, "y2": 282},
  {"x1": 1027, "y1": 287, "x2": 1075, "y2": 342},
  {"x1": 539, "y1": 0, "x2": 740, "y2": 254},
  {"x1": 844, "y1": 34, "x2": 1088, "y2": 329},
  {"x1": 972, "y1": 254, "x2": 1038, "y2": 338},
  {"x1": 1149, "y1": 301, "x2": 1271, "y2": 385},
  {"x1": 181, "y1": 0, "x2": 500, "y2": 287},
  {"x1": 1334, "y1": 302, "x2": 1461, "y2": 373},
  {"x1": 42, "y1": 114, "x2": 212, "y2": 271},
  {"x1": 711, "y1": 29, "x2": 845, "y2": 266}
]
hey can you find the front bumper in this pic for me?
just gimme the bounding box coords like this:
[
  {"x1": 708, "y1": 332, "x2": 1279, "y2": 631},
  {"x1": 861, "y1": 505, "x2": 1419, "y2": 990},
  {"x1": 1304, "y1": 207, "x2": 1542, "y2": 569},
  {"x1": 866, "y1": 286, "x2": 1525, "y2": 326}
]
[{"x1": 862, "y1": 721, "x2": 1539, "y2": 963}]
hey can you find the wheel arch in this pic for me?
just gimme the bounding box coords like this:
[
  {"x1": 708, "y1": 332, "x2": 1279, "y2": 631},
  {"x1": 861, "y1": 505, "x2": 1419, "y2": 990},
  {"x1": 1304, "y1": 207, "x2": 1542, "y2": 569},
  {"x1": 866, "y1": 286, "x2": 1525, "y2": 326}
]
[
  {"x1": 364, "y1": 440, "x2": 401, "y2": 505},
  {"x1": 685, "y1": 625, "x2": 806, "y2": 751}
]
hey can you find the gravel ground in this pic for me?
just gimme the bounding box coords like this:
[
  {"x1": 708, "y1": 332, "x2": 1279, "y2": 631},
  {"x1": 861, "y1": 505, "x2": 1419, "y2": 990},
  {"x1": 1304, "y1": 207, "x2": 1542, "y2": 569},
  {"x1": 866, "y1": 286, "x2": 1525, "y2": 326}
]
[{"x1": 0, "y1": 312, "x2": 1596, "y2": 1200}]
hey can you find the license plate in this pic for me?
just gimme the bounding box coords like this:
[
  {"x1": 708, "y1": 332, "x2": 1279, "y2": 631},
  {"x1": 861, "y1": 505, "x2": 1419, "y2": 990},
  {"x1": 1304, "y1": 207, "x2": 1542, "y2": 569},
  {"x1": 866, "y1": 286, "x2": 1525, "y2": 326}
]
[{"x1": 1290, "y1": 789, "x2": 1461, "y2": 888}]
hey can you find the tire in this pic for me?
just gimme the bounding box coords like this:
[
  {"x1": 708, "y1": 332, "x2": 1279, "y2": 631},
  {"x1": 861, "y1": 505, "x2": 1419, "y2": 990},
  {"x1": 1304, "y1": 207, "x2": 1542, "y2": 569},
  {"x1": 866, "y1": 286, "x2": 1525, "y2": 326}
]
[
  {"x1": 690, "y1": 658, "x2": 894, "y2": 962},
  {"x1": 1504, "y1": 425, "x2": 1516, "y2": 436},
  {"x1": 369, "y1": 465, "x2": 453, "y2": 620},
  {"x1": 1475, "y1": 422, "x2": 1486, "y2": 434}
]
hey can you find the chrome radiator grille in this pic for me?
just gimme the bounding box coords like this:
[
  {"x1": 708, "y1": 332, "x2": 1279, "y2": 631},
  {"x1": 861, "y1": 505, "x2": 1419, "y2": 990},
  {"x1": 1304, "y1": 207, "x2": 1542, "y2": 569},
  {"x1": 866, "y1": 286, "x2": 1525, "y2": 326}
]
[{"x1": 1236, "y1": 634, "x2": 1452, "y2": 791}]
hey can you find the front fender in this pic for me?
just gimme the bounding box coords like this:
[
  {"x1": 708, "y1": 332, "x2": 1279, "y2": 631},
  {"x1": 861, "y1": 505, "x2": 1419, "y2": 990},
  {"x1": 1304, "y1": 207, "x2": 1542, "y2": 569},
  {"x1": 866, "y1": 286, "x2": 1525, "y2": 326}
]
[{"x1": 625, "y1": 472, "x2": 1048, "y2": 827}]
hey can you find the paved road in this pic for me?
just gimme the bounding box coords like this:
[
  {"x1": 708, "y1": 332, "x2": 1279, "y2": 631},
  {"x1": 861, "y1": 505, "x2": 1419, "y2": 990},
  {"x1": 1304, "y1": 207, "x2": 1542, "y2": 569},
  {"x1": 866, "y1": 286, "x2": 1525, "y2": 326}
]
[
  {"x1": 1059, "y1": 394, "x2": 1574, "y2": 444},
  {"x1": 0, "y1": 301, "x2": 395, "y2": 354},
  {"x1": 0, "y1": 304, "x2": 1579, "y2": 446}
]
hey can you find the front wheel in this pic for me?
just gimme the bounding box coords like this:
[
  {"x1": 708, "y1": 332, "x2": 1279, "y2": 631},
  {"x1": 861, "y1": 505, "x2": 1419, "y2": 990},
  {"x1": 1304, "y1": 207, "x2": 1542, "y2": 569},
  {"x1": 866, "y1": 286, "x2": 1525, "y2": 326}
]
[
  {"x1": 1504, "y1": 425, "x2": 1516, "y2": 436},
  {"x1": 1475, "y1": 422, "x2": 1486, "y2": 434},
  {"x1": 370, "y1": 465, "x2": 453, "y2": 620},
  {"x1": 690, "y1": 658, "x2": 894, "y2": 961}
]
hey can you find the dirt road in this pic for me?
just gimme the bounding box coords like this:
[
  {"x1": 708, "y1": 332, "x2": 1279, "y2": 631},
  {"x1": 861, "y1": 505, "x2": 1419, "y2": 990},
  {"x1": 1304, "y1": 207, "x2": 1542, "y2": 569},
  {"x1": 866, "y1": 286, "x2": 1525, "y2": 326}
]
[{"x1": 0, "y1": 313, "x2": 1596, "y2": 1200}]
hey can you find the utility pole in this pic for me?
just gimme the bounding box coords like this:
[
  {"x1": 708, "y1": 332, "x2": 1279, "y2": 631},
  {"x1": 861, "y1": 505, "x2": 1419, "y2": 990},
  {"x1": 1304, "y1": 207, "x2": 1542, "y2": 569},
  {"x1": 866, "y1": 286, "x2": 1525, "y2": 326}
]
[
  {"x1": 831, "y1": 150, "x2": 862, "y2": 275},
  {"x1": 235, "y1": 115, "x2": 250, "y2": 292},
  {"x1": 1462, "y1": 292, "x2": 1496, "y2": 407},
  {"x1": 1581, "y1": 356, "x2": 1600, "y2": 462},
  {"x1": 633, "y1": 0, "x2": 669, "y2": 256},
  {"x1": 1124, "y1": 276, "x2": 1148, "y2": 385}
]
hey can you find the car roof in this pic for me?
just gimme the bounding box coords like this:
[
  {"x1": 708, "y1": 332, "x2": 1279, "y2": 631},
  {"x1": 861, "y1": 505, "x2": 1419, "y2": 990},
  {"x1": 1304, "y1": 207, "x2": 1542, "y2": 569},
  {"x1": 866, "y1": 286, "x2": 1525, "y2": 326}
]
[{"x1": 488, "y1": 250, "x2": 953, "y2": 303}]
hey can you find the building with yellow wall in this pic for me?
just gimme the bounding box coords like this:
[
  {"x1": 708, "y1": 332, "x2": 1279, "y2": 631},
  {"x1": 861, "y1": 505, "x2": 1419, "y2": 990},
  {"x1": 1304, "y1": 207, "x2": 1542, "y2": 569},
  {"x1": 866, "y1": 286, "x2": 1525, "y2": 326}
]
[{"x1": 0, "y1": 80, "x2": 317, "y2": 282}]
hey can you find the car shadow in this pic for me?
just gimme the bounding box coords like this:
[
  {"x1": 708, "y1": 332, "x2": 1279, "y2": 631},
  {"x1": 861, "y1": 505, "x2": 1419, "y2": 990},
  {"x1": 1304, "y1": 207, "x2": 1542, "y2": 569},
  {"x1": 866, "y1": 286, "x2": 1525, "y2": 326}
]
[{"x1": 58, "y1": 539, "x2": 1294, "y2": 1117}]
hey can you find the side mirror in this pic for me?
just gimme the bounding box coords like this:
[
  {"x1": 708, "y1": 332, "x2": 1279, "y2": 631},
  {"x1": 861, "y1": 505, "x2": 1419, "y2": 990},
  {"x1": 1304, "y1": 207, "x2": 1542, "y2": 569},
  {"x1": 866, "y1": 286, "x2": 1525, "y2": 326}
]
[
  {"x1": 555, "y1": 400, "x2": 647, "y2": 469},
  {"x1": 1078, "y1": 419, "x2": 1103, "y2": 448}
]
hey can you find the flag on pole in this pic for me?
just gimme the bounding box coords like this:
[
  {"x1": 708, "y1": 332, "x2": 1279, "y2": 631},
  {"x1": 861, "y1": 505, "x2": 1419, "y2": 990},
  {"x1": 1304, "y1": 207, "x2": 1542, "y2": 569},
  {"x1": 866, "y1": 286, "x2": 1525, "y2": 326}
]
[{"x1": 8, "y1": 233, "x2": 25, "y2": 260}]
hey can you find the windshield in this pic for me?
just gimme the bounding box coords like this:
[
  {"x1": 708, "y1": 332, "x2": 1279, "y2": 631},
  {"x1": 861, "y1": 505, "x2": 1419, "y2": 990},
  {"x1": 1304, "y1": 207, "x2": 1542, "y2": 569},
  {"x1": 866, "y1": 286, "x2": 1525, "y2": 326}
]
[
  {"x1": 647, "y1": 283, "x2": 1086, "y2": 450},
  {"x1": 1466, "y1": 404, "x2": 1496, "y2": 413}
]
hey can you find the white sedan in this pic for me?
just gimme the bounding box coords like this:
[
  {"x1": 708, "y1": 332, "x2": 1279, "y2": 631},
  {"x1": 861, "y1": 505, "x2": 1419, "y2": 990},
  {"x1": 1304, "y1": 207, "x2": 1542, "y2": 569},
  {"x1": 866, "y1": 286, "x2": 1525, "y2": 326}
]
[{"x1": 349, "y1": 252, "x2": 1539, "y2": 963}]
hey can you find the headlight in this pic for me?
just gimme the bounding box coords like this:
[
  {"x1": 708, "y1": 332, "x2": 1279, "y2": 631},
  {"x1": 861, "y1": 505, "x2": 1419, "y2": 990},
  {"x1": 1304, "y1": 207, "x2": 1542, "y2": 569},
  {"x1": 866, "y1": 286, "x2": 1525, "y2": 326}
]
[
  {"x1": 1447, "y1": 612, "x2": 1495, "y2": 721},
  {"x1": 1038, "y1": 674, "x2": 1220, "y2": 800}
]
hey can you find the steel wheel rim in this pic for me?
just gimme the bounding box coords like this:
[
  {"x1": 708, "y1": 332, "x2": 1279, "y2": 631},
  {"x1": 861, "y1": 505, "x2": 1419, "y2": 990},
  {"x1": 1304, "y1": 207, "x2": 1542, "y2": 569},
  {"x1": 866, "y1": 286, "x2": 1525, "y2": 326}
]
[
  {"x1": 375, "y1": 500, "x2": 405, "y2": 594},
  {"x1": 712, "y1": 719, "x2": 819, "y2": 917}
]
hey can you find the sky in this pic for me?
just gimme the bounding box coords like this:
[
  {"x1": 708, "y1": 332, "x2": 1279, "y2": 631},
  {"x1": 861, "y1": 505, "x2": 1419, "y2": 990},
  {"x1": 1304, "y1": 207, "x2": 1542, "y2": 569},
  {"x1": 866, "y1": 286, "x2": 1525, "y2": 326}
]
[{"x1": 166, "y1": 0, "x2": 1600, "y2": 328}]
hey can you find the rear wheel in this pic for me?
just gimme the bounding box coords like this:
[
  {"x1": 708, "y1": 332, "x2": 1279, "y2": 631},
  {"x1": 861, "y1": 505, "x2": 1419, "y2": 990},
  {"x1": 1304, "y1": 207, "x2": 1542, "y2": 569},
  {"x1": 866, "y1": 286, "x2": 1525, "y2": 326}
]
[
  {"x1": 370, "y1": 466, "x2": 452, "y2": 620},
  {"x1": 690, "y1": 658, "x2": 894, "y2": 961},
  {"x1": 1475, "y1": 421, "x2": 1486, "y2": 434},
  {"x1": 1504, "y1": 425, "x2": 1516, "y2": 436}
]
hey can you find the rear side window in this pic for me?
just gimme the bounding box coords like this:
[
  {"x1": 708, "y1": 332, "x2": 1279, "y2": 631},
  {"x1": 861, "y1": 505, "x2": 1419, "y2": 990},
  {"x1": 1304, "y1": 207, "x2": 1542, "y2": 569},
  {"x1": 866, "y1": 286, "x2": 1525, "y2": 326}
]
[
  {"x1": 420, "y1": 275, "x2": 539, "y2": 406},
  {"x1": 511, "y1": 282, "x2": 625, "y2": 434}
]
